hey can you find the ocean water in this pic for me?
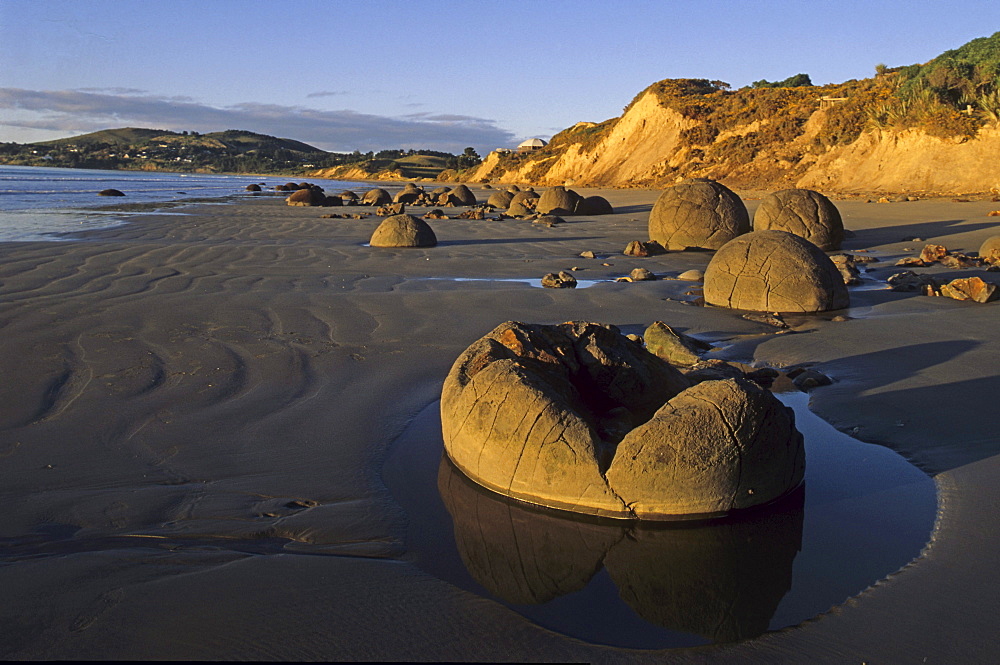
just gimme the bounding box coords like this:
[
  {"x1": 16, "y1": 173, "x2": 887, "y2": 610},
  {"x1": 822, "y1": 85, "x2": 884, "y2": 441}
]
[{"x1": 0, "y1": 165, "x2": 362, "y2": 241}]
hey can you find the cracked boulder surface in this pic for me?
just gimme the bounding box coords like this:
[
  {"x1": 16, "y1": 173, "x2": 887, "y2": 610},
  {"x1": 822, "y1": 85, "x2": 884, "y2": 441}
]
[
  {"x1": 704, "y1": 230, "x2": 850, "y2": 312},
  {"x1": 441, "y1": 321, "x2": 804, "y2": 519},
  {"x1": 648, "y1": 180, "x2": 750, "y2": 250},
  {"x1": 607, "y1": 377, "x2": 804, "y2": 517},
  {"x1": 980, "y1": 235, "x2": 1000, "y2": 264},
  {"x1": 369, "y1": 214, "x2": 438, "y2": 248},
  {"x1": 753, "y1": 188, "x2": 845, "y2": 251}
]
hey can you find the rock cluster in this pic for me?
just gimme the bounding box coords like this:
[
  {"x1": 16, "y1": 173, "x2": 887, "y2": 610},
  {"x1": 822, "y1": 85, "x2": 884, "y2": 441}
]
[
  {"x1": 649, "y1": 180, "x2": 750, "y2": 250},
  {"x1": 541, "y1": 271, "x2": 577, "y2": 288},
  {"x1": 753, "y1": 189, "x2": 844, "y2": 250},
  {"x1": 896, "y1": 244, "x2": 983, "y2": 268},
  {"x1": 889, "y1": 271, "x2": 997, "y2": 302},
  {"x1": 441, "y1": 321, "x2": 804, "y2": 519},
  {"x1": 704, "y1": 231, "x2": 849, "y2": 312}
]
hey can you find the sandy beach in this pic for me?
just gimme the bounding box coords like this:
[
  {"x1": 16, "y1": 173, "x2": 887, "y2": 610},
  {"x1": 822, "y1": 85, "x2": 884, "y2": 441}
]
[{"x1": 1, "y1": 185, "x2": 999, "y2": 661}]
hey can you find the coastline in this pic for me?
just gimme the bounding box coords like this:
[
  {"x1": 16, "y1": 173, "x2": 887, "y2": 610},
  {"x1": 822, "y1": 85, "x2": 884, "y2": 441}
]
[{"x1": 0, "y1": 188, "x2": 998, "y2": 660}]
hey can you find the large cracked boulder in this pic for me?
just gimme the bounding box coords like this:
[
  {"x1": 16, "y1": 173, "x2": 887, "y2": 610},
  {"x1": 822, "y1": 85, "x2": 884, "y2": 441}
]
[
  {"x1": 704, "y1": 230, "x2": 849, "y2": 312},
  {"x1": 753, "y1": 188, "x2": 844, "y2": 250},
  {"x1": 441, "y1": 321, "x2": 804, "y2": 519},
  {"x1": 648, "y1": 180, "x2": 750, "y2": 250},
  {"x1": 537, "y1": 186, "x2": 582, "y2": 215},
  {"x1": 369, "y1": 214, "x2": 437, "y2": 247}
]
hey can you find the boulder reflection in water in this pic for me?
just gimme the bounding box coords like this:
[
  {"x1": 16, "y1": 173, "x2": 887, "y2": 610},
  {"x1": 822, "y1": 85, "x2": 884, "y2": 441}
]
[{"x1": 438, "y1": 456, "x2": 803, "y2": 643}]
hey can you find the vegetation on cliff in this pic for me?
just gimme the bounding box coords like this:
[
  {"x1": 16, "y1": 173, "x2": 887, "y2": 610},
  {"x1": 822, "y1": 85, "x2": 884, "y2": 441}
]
[{"x1": 476, "y1": 31, "x2": 1000, "y2": 191}]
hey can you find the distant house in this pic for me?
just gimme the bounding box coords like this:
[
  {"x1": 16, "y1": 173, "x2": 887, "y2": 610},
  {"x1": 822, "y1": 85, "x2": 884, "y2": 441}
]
[{"x1": 517, "y1": 138, "x2": 548, "y2": 153}]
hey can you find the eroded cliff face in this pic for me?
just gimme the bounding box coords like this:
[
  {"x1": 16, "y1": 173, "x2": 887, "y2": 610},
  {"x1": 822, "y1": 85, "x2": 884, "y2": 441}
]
[{"x1": 474, "y1": 91, "x2": 1000, "y2": 195}]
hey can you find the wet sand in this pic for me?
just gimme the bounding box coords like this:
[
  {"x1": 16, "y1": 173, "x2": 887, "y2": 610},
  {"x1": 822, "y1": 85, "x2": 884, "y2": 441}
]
[{"x1": 1, "y1": 187, "x2": 998, "y2": 661}]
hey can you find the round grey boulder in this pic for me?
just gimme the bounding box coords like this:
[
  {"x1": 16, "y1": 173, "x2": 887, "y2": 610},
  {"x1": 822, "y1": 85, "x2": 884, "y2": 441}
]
[
  {"x1": 393, "y1": 183, "x2": 423, "y2": 204},
  {"x1": 753, "y1": 188, "x2": 844, "y2": 250},
  {"x1": 649, "y1": 180, "x2": 750, "y2": 250},
  {"x1": 369, "y1": 214, "x2": 437, "y2": 247},
  {"x1": 704, "y1": 230, "x2": 849, "y2": 312},
  {"x1": 486, "y1": 190, "x2": 514, "y2": 208},
  {"x1": 578, "y1": 195, "x2": 614, "y2": 215},
  {"x1": 286, "y1": 187, "x2": 327, "y2": 206},
  {"x1": 537, "y1": 186, "x2": 582, "y2": 215},
  {"x1": 361, "y1": 188, "x2": 392, "y2": 206},
  {"x1": 448, "y1": 184, "x2": 477, "y2": 206},
  {"x1": 606, "y1": 377, "x2": 804, "y2": 517}
]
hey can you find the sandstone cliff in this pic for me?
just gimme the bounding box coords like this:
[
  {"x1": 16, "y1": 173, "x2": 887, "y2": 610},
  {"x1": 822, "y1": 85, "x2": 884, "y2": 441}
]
[{"x1": 471, "y1": 80, "x2": 1000, "y2": 196}]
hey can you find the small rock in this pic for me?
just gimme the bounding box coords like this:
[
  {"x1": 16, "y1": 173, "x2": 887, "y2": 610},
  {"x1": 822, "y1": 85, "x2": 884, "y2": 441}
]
[
  {"x1": 831, "y1": 315, "x2": 852, "y2": 322},
  {"x1": 919, "y1": 244, "x2": 949, "y2": 264},
  {"x1": 790, "y1": 369, "x2": 833, "y2": 391},
  {"x1": 541, "y1": 271, "x2": 578, "y2": 288},
  {"x1": 579, "y1": 250, "x2": 597, "y2": 259},
  {"x1": 741, "y1": 312, "x2": 788, "y2": 328},
  {"x1": 676, "y1": 269, "x2": 704, "y2": 281},
  {"x1": 624, "y1": 240, "x2": 665, "y2": 257},
  {"x1": 643, "y1": 321, "x2": 711, "y2": 366},
  {"x1": 895, "y1": 257, "x2": 928, "y2": 267},
  {"x1": 887, "y1": 271, "x2": 939, "y2": 292},
  {"x1": 939, "y1": 276, "x2": 997, "y2": 303},
  {"x1": 683, "y1": 358, "x2": 746, "y2": 384},
  {"x1": 630, "y1": 268, "x2": 656, "y2": 281},
  {"x1": 829, "y1": 254, "x2": 862, "y2": 285}
]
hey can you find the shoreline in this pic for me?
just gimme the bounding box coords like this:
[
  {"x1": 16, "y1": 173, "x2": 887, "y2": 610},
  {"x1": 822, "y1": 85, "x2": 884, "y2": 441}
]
[{"x1": 0, "y1": 190, "x2": 998, "y2": 660}]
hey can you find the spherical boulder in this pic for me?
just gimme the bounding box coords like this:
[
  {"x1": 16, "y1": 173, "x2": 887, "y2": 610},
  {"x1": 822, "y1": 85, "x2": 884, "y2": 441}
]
[
  {"x1": 339, "y1": 190, "x2": 359, "y2": 203},
  {"x1": 441, "y1": 321, "x2": 692, "y2": 518},
  {"x1": 486, "y1": 190, "x2": 514, "y2": 208},
  {"x1": 508, "y1": 190, "x2": 540, "y2": 216},
  {"x1": 979, "y1": 235, "x2": 1000, "y2": 264},
  {"x1": 606, "y1": 377, "x2": 803, "y2": 517},
  {"x1": 578, "y1": 195, "x2": 614, "y2": 215},
  {"x1": 393, "y1": 183, "x2": 423, "y2": 204},
  {"x1": 753, "y1": 189, "x2": 844, "y2": 250},
  {"x1": 361, "y1": 188, "x2": 392, "y2": 206},
  {"x1": 704, "y1": 230, "x2": 849, "y2": 312},
  {"x1": 448, "y1": 185, "x2": 477, "y2": 206},
  {"x1": 537, "y1": 186, "x2": 582, "y2": 215},
  {"x1": 649, "y1": 180, "x2": 750, "y2": 250},
  {"x1": 245, "y1": 184, "x2": 262, "y2": 192},
  {"x1": 369, "y1": 214, "x2": 437, "y2": 248},
  {"x1": 322, "y1": 195, "x2": 343, "y2": 207},
  {"x1": 286, "y1": 187, "x2": 327, "y2": 206}
]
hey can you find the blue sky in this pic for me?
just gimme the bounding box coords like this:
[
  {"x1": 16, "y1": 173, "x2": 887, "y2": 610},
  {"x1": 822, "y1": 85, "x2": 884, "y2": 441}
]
[{"x1": 2, "y1": 0, "x2": 999, "y2": 154}]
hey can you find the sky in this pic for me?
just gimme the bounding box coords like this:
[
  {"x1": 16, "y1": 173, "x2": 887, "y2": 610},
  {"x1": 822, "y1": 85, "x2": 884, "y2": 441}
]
[{"x1": 2, "y1": 0, "x2": 1000, "y2": 155}]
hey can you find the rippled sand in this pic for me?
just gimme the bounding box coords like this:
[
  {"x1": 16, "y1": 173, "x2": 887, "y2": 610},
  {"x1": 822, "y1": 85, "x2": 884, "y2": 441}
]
[{"x1": 1, "y1": 189, "x2": 998, "y2": 661}]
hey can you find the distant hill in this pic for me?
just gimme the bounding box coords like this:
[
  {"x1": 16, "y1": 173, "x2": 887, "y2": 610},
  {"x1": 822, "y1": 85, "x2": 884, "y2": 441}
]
[
  {"x1": 469, "y1": 31, "x2": 1000, "y2": 195},
  {"x1": 0, "y1": 129, "x2": 477, "y2": 177}
]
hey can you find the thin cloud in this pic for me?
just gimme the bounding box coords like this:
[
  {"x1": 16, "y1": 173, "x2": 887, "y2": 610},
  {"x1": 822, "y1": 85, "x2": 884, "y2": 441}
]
[
  {"x1": 0, "y1": 88, "x2": 516, "y2": 153},
  {"x1": 305, "y1": 90, "x2": 349, "y2": 98}
]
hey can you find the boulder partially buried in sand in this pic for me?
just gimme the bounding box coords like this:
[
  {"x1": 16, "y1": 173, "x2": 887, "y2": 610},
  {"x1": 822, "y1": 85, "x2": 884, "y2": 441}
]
[
  {"x1": 440, "y1": 321, "x2": 804, "y2": 519},
  {"x1": 448, "y1": 184, "x2": 477, "y2": 206},
  {"x1": 753, "y1": 188, "x2": 845, "y2": 251},
  {"x1": 285, "y1": 187, "x2": 327, "y2": 206},
  {"x1": 361, "y1": 188, "x2": 392, "y2": 206},
  {"x1": 648, "y1": 180, "x2": 750, "y2": 250},
  {"x1": 486, "y1": 190, "x2": 514, "y2": 208},
  {"x1": 537, "y1": 186, "x2": 582, "y2": 215},
  {"x1": 578, "y1": 195, "x2": 614, "y2": 215},
  {"x1": 369, "y1": 214, "x2": 437, "y2": 247},
  {"x1": 980, "y1": 235, "x2": 1000, "y2": 264},
  {"x1": 98, "y1": 188, "x2": 125, "y2": 197},
  {"x1": 704, "y1": 230, "x2": 849, "y2": 312}
]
